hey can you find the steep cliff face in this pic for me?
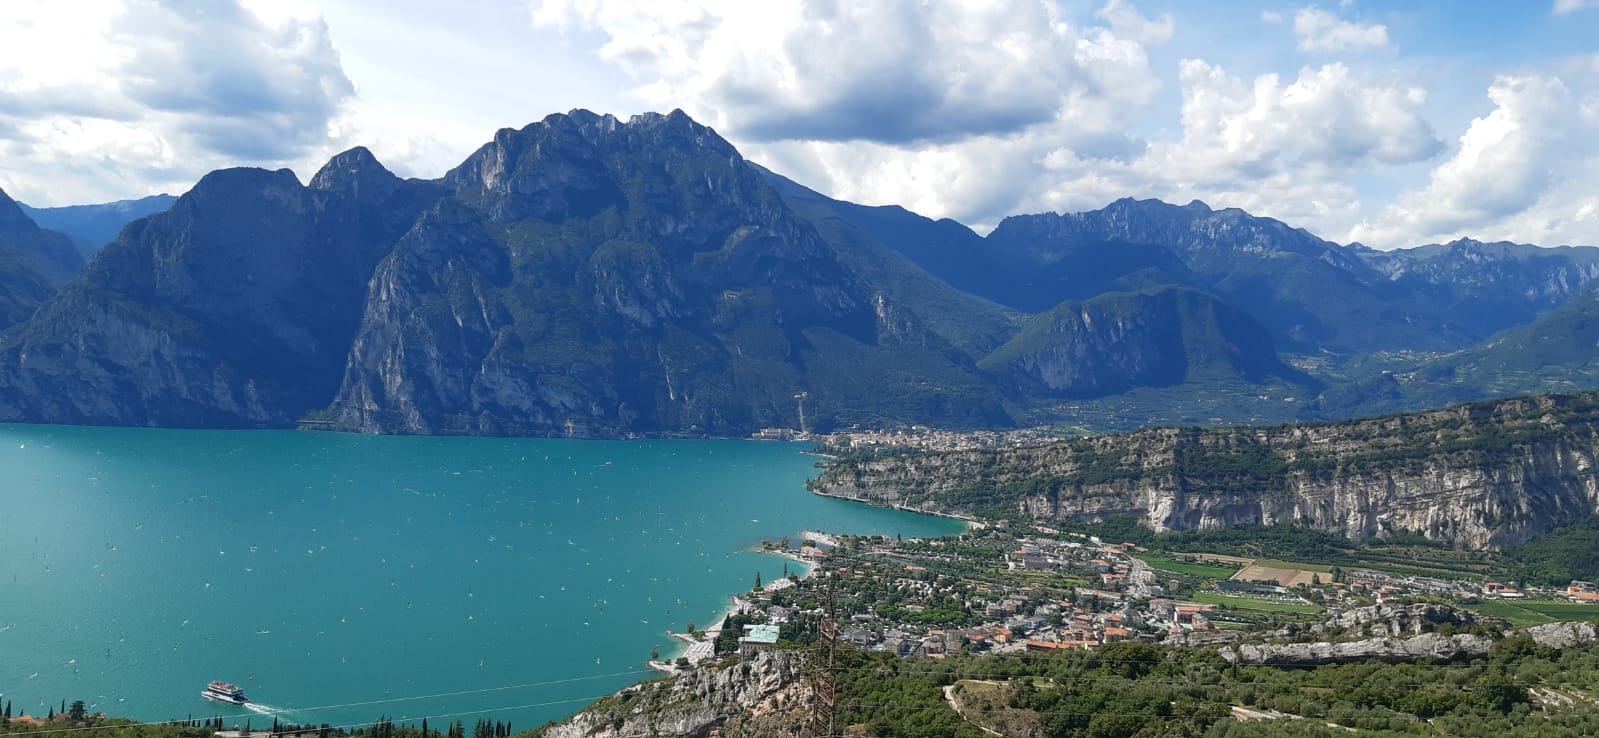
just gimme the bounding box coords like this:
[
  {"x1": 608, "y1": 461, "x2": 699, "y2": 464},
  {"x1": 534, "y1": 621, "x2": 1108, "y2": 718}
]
[
  {"x1": 812, "y1": 392, "x2": 1599, "y2": 549},
  {"x1": 330, "y1": 110, "x2": 1009, "y2": 437},
  {"x1": 0, "y1": 152, "x2": 442, "y2": 427}
]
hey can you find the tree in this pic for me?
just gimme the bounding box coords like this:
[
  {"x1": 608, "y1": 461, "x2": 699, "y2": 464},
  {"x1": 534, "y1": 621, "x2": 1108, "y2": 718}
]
[
  {"x1": 69, "y1": 700, "x2": 86, "y2": 722},
  {"x1": 651, "y1": 644, "x2": 660, "y2": 660},
  {"x1": 755, "y1": 572, "x2": 763, "y2": 589},
  {"x1": 685, "y1": 620, "x2": 695, "y2": 633}
]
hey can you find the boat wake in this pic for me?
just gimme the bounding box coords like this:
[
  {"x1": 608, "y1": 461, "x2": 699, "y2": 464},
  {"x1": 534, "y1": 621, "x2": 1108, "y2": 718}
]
[{"x1": 244, "y1": 702, "x2": 299, "y2": 718}]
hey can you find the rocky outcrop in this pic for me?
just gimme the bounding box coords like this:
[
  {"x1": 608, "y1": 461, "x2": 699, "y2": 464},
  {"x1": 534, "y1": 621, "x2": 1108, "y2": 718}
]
[
  {"x1": 538, "y1": 651, "x2": 805, "y2": 738},
  {"x1": 812, "y1": 392, "x2": 1599, "y2": 549},
  {"x1": 1312, "y1": 603, "x2": 1478, "y2": 638},
  {"x1": 1221, "y1": 613, "x2": 1599, "y2": 666},
  {"x1": 1224, "y1": 632, "x2": 1499, "y2": 665}
]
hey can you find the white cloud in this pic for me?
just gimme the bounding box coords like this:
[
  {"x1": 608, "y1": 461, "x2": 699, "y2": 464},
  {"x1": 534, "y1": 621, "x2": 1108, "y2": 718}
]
[
  {"x1": 1268, "y1": 7, "x2": 1393, "y2": 53},
  {"x1": 1097, "y1": 0, "x2": 1174, "y2": 45},
  {"x1": 1352, "y1": 71, "x2": 1599, "y2": 247},
  {"x1": 744, "y1": 60, "x2": 1440, "y2": 243},
  {"x1": 1144, "y1": 61, "x2": 1438, "y2": 182},
  {"x1": 530, "y1": 0, "x2": 1167, "y2": 146},
  {"x1": 0, "y1": 0, "x2": 353, "y2": 205},
  {"x1": 1555, "y1": 0, "x2": 1596, "y2": 14}
]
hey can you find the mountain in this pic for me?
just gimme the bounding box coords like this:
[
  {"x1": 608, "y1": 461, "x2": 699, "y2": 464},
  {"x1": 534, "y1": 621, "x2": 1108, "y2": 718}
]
[
  {"x1": 19, "y1": 194, "x2": 178, "y2": 255},
  {"x1": 0, "y1": 150, "x2": 442, "y2": 427},
  {"x1": 4, "y1": 108, "x2": 1599, "y2": 436},
  {"x1": 844, "y1": 198, "x2": 1597, "y2": 360},
  {"x1": 0, "y1": 186, "x2": 83, "y2": 330},
  {"x1": 0, "y1": 112, "x2": 1014, "y2": 434},
  {"x1": 977, "y1": 286, "x2": 1306, "y2": 399},
  {"x1": 981, "y1": 199, "x2": 1479, "y2": 354},
  {"x1": 329, "y1": 111, "x2": 1010, "y2": 436},
  {"x1": 810, "y1": 390, "x2": 1599, "y2": 550},
  {"x1": 1362, "y1": 237, "x2": 1599, "y2": 339}
]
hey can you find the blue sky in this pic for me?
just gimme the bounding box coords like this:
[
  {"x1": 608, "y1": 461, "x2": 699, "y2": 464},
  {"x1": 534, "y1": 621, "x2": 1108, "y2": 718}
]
[{"x1": 0, "y1": 0, "x2": 1595, "y2": 249}]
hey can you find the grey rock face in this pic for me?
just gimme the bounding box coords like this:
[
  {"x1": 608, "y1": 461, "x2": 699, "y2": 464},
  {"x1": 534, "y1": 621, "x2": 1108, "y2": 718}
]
[
  {"x1": 539, "y1": 651, "x2": 804, "y2": 738},
  {"x1": 1224, "y1": 632, "x2": 1499, "y2": 665},
  {"x1": 813, "y1": 393, "x2": 1599, "y2": 549}
]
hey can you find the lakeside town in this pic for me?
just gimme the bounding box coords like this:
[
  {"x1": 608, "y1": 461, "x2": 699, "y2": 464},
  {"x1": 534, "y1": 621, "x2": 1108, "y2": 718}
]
[{"x1": 662, "y1": 519, "x2": 1599, "y2": 669}]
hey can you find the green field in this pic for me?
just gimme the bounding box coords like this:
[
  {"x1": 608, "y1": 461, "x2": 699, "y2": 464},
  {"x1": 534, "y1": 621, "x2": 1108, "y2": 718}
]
[
  {"x1": 1469, "y1": 600, "x2": 1556, "y2": 627},
  {"x1": 1190, "y1": 591, "x2": 1325, "y2": 614},
  {"x1": 1466, "y1": 599, "x2": 1599, "y2": 627},
  {"x1": 1140, "y1": 555, "x2": 1240, "y2": 579},
  {"x1": 1523, "y1": 601, "x2": 1599, "y2": 619}
]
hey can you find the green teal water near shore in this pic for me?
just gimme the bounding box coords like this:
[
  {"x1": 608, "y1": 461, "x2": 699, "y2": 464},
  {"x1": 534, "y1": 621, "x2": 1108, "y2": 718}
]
[{"x1": 0, "y1": 425, "x2": 962, "y2": 729}]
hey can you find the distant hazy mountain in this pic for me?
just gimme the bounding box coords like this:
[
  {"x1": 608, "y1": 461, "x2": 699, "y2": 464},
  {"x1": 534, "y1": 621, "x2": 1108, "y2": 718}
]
[
  {"x1": 978, "y1": 286, "x2": 1308, "y2": 399},
  {"x1": 3, "y1": 109, "x2": 1599, "y2": 436},
  {"x1": 19, "y1": 194, "x2": 177, "y2": 255},
  {"x1": 0, "y1": 187, "x2": 83, "y2": 330}
]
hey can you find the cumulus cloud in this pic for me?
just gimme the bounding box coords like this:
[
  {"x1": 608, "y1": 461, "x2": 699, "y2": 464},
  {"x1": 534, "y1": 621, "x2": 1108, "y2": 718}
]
[
  {"x1": 742, "y1": 60, "x2": 1440, "y2": 241},
  {"x1": 1555, "y1": 0, "x2": 1596, "y2": 14},
  {"x1": 0, "y1": 0, "x2": 353, "y2": 205},
  {"x1": 531, "y1": 0, "x2": 1167, "y2": 146},
  {"x1": 1352, "y1": 71, "x2": 1599, "y2": 247},
  {"x1": 1143, "y1": 61, "x2": 1438, "y2": 182},
  {"x1": 1267, "y1": 7, "x2": 1393, "y2": 53}
]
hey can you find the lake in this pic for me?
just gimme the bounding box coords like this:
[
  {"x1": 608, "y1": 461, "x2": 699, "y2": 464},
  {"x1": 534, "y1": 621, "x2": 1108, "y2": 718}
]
[{"x1": 0, "y1": 425, "x2": 962, "y2": 730}]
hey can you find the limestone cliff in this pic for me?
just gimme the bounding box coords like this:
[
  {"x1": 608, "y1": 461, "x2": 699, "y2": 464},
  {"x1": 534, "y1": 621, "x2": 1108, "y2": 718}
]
[
  {"x1": 810, "y1": 391, "x2": 1599, "y2": 549},
  {"x1": 536, "y1": 651, "x2": 806, "y2": 738}
]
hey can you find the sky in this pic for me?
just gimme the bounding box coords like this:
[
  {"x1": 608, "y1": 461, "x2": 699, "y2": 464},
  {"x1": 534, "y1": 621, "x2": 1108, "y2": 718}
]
[{"x1": 0, "y1": 1, "x2": 1596, "y2": 250}]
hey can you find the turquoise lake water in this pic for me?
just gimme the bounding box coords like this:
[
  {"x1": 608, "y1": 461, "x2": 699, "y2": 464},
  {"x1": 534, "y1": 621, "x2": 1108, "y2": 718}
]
[{"x1": 0, "y1": 425, "x2": 962, "y2": 730}]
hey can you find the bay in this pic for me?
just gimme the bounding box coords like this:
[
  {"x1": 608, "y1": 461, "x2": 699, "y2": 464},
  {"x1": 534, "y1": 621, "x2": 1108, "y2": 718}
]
[{"x1": 0, "y1": 425, "x2": 961, "y2": 730}]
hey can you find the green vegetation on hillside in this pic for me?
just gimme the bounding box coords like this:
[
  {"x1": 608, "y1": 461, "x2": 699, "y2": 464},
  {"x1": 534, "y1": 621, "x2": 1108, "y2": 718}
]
[
  {"x1": 832, "y1": 637, "x2": 1599, "y2": 738},
  {"x1": 1497, "y1": 517, "x2": 1599, "y2": 586}
]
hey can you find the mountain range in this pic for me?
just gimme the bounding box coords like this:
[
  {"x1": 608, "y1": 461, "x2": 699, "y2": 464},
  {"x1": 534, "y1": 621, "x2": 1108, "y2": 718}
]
[
  {"x1": 1, "y1": 109, "x2": 1597, "y2": 437},
  {"x1": 18, "y1": 194, "x2": 178, "y2": 256}
]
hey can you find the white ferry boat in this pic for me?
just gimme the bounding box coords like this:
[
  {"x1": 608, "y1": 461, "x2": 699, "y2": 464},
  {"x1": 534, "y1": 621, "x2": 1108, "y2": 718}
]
[{"x1": 202, "y1": 681, "x2": 248, "y2": 705}]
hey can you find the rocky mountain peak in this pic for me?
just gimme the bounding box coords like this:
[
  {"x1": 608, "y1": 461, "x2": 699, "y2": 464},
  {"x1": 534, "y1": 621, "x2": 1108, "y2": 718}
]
[{"x1": 310, "y1": 146, "x2": 400, "y2": 196}]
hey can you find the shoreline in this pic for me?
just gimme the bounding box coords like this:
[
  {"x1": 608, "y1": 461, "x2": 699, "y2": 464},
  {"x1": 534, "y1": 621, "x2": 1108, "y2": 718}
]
[
  {"x1": 808, "y1": 488, "x2": 980, "y2": 530},
  {"x1": 659, "y1": 545, "x2": 820, "y2": 668}
]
